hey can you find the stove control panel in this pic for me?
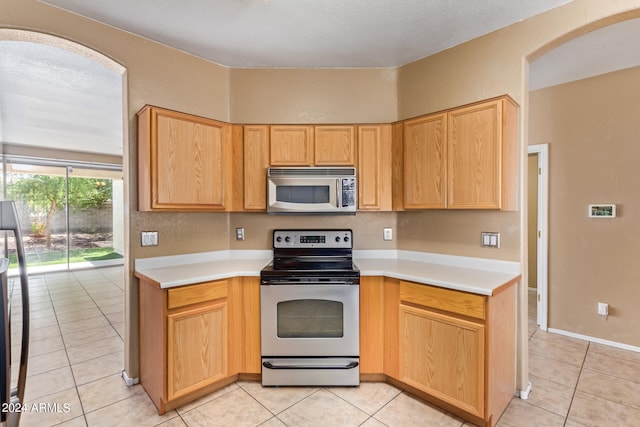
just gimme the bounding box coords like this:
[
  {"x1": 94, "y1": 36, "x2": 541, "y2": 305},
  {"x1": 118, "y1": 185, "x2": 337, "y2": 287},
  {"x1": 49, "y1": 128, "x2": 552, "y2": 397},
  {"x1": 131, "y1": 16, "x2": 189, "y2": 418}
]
[{"x1": 273, "y1": 229, "x2": 352, "y2": 248}]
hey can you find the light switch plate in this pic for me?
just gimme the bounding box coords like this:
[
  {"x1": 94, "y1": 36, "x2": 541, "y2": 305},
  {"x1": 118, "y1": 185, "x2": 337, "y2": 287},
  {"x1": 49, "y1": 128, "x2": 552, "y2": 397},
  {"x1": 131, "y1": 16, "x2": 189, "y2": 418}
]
[
  {"x1": 236, "y1": 227, "x2": 245, "y2": 241},
  {"x1": 141, "y1": 231, "x2": 158, "y2": 246}
]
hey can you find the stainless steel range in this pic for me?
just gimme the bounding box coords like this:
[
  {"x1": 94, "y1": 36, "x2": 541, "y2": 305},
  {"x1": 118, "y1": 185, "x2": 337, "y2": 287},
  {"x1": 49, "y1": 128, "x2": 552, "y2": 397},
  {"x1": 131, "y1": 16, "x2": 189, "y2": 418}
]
[{"x1": 260, "y1": 229, "x2": 360, "y2": 386}]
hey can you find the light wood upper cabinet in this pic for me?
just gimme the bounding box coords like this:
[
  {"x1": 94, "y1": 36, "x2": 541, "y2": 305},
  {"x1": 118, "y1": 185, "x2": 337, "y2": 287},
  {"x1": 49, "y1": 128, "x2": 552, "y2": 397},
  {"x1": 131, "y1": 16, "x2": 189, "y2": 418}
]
[
  {"x1": 315, "y1": 125, "x2": 356, "y2": 166},
  {"x1": 403, "y1": 113, "x2": 447, "y2": 209},
  {"x1": 402, "y1": 96, "x2": 518, "y2": 211},
  {"x1": 447, "y1": 97, "x2": 518, "y2": 210},
  {"x1": 243, "y1": 125, "x2": 270, "y2": 210},
  {"x1": 357, "y1": 125, "x2": 392, "y2": 211},
  {"x1": 137, "y1": 105, "x2": 232, "y2": 211},
  {"x1": 270, "y1": 125, "x2": 314, "y2": 166}
]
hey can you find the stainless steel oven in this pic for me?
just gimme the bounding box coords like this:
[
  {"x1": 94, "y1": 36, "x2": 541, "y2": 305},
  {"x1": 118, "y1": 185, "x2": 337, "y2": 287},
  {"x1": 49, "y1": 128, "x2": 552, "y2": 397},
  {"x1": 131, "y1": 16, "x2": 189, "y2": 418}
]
[{"x1": 260, "y1": 229, "x2": 360, "y2": 386}]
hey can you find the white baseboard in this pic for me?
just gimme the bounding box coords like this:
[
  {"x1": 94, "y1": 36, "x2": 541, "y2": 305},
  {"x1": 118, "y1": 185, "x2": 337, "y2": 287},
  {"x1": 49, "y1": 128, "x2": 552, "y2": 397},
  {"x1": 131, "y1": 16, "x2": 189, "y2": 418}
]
[
  {"x1": 547, "y1": 328, "x2": 640, "y2": 353},
  {"x1": 121, "y1": 369, "x2": 139, "y2": 386},
  {"x1": 517, "y1": 381, "x2": 532, "y2": 400}
]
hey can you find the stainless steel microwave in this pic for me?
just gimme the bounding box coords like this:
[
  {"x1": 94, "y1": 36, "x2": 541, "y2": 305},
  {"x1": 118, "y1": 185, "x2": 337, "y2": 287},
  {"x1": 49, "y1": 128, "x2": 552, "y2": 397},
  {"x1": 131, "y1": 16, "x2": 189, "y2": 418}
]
[{"x1": 267, "y1": 167, "x2": 357, "y2": 214}]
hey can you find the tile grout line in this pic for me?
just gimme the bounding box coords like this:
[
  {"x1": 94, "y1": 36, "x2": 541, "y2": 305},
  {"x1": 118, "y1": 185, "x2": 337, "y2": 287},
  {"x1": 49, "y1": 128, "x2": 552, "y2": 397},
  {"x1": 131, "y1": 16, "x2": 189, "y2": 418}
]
[
  {"x1": 45, "y1": 273, "x2": 91, "y2": 427},
  {"x1": 562, "y1": 341, "x2": 590, "y2": 427}
]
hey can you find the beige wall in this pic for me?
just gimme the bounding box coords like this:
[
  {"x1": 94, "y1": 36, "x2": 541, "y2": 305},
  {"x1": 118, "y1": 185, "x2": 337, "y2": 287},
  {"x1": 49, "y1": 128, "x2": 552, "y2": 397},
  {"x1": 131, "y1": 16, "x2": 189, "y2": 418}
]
[
  {"x1": 398, "y1": 211, "x2": 520, "y2": 261},
  {"x1": 231, "y1": 68, "x2": 398, "y2": 124},
  {"x1": 230, "y1": 212, "x2": 397, "y2": 250},
  {"x1": 529, "y1": 66, "x2": 640, "y2": 346}
]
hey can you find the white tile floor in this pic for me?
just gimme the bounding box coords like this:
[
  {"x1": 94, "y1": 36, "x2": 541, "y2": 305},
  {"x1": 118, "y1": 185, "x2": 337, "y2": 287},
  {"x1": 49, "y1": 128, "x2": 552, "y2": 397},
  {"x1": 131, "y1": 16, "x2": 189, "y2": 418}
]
[{"x1": 9, "y1": 269, "x2": 640, "y2": 426}]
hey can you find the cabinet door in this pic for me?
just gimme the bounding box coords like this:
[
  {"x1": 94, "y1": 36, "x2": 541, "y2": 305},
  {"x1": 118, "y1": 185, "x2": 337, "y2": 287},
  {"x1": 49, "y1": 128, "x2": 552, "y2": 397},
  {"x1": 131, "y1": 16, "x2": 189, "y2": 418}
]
[
  {"x1": 138, "y1": 106, "x2": 231, "y2": 211},
  {"x1": 360, "y1": 276, "x2": 385, "y2": 373},
  {"x1": 243, "y1": 125, "x2": 270, "y2": 210},
  {"x1": 167, "y1": 301, "x2": 228, "y2": 401},
  {"x1": 228, "y1": 277, "x2": 262, "y2": 375},
  {"x1": 399, "y1": 304, "x2": 485, "y2": 417},
  {"x1": 403, "y1": 113, "x2": 447, "y2": 209},
  {"x1": 270, "y1": 125, "x2": 314, "y2": 166},
  {"x1": 315, "y1": 126, "x2": 356, "y2": 166},
  {"x1": 447, "y1": 99, "x2": 501, "y2": 209},
  {"x1": 357, "y1": 125, "x2": 392, "y2": 211}
]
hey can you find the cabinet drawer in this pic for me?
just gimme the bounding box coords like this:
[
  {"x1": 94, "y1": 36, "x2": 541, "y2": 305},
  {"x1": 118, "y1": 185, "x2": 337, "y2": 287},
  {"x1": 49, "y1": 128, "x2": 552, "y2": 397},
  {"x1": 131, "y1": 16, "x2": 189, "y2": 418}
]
[
  {"x1": 400, "y1": 281, "x2": 485, "y2": 320},
  {"x1": 168, "y1": 280, "x2": 228, "y2": 310}
]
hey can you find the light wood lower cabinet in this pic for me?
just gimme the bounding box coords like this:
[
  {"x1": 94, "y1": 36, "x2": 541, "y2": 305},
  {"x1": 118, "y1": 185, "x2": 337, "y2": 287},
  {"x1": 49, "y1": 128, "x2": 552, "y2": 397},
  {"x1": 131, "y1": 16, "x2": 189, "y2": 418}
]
[
  {"x1": 399, "y1": 303, "x2": 485, "y2": 417},
  {"x1": 139, "y1": 273, "x2": 515, "y2": 426},
  {"x1": 167, "y1": 301, "x2": 227, "y2": 401},
  {"x1": 138, "y1": 276, "x2": 260, "y2": 414},
  {"x1": 361, "y1": 277, "x2": 516, "y2": 427}
]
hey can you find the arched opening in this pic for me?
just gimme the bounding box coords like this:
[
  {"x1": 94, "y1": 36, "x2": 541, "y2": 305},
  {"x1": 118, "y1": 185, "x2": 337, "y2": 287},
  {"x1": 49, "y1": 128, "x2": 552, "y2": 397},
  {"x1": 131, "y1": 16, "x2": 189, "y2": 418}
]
[
  {"x1": 0, "y1": 29, "x2": 127, "y2": 273},
  {"x1": 517, "y1": 10, "x2": 640, "y2": 416}
]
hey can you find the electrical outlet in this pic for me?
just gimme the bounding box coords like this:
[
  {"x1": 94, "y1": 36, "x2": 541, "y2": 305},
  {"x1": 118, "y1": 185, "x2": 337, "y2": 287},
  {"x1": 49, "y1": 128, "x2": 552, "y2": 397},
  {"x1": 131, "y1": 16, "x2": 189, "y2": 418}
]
[
  {"x1": 598, "y1": 302, "x2": 609, "y2": 317},
  {"x1": 481, "y1": 232, "x2": 500, "y2": 248},
  {"x1": 236, "y1": 227, "x2": 245, "y2": 241},
  {"x1": 141, "y1": 231, "x2": 158, "y2": 246},
  {"x1": 383, "y1": 228, "x2": 393, "y2": 241}
]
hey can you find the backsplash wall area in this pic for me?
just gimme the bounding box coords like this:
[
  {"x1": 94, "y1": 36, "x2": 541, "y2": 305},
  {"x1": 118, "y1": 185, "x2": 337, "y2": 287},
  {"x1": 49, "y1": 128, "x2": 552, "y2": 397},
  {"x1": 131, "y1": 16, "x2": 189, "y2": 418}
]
[{"x1": 229, "y1": 212, "x2": 397, "y2": 250}]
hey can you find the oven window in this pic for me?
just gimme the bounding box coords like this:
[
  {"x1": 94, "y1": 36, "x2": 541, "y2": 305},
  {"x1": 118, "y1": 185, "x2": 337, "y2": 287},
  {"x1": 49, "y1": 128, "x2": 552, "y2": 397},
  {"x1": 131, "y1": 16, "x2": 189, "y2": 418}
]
[
  {"x1": 277, "y1": 299, "x2": 343, "y2": 338},
  {"x1": 276, "y1": 185, "x2": 330, "y2": 204}
]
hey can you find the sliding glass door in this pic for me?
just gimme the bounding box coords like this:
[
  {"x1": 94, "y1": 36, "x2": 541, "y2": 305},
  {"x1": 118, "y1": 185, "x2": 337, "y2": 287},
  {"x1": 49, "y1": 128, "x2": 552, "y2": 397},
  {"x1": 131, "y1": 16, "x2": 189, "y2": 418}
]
[{"x1": 3, "y1": 158, "x2": 123, "y2": 273}]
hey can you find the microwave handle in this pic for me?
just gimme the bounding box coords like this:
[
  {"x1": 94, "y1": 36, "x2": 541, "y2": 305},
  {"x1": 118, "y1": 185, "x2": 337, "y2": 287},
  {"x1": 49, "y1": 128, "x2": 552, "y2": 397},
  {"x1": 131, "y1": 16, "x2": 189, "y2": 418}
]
[{"x1": 336, "y1": 179, "x2": 341, "y2": 208}]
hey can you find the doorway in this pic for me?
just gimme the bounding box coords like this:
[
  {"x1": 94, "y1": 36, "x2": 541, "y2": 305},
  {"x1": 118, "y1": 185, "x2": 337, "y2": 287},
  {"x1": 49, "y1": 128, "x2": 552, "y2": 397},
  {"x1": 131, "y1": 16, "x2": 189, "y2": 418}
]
[{"x1": 527, "y1": 144, "x2": 548, "y2": 331}]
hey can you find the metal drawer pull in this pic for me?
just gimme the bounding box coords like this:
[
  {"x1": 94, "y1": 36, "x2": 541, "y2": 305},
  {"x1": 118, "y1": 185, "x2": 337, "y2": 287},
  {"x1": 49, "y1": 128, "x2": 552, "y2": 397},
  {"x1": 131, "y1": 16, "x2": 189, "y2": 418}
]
[{"x1": 263, "y1": 361, "x2": 359, "y2": 370}]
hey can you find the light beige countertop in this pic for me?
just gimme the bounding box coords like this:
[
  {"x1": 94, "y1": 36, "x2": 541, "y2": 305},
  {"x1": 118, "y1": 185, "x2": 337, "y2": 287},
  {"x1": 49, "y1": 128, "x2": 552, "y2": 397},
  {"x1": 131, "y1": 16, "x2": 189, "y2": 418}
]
[{"x1": 134, "y1": 249, "x2": 520, "y2": 295}]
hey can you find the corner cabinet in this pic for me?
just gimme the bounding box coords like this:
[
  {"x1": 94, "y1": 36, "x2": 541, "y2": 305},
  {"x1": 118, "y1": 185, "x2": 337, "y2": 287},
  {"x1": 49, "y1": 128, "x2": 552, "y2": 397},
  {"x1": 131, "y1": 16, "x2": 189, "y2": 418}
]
[
  {"x1": 137, "y1": 276, "x2": 260, "y2": 414},
  {"x1": 137, "y1": 105, "x2": 233, "y2": 211}
]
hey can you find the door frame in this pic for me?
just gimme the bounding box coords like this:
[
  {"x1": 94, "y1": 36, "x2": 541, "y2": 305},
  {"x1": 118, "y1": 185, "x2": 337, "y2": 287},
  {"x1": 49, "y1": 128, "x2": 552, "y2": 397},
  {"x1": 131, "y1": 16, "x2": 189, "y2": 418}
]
[{"x1": 528, "y1": 144, "x2": 549, "y2": 331}]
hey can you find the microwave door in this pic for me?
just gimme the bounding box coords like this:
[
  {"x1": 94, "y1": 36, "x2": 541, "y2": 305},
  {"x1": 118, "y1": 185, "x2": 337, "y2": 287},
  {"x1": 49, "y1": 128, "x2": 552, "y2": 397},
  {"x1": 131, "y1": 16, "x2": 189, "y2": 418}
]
[{"x1": 268, "y1": 178, "x2": 338, "y2": 213}]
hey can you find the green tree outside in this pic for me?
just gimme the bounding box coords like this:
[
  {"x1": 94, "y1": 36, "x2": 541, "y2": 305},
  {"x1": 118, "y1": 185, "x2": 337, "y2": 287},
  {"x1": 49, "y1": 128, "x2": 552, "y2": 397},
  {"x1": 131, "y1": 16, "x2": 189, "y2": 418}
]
[{"x1": 7, "y1": 175, "x2": 112, "y2": 249}]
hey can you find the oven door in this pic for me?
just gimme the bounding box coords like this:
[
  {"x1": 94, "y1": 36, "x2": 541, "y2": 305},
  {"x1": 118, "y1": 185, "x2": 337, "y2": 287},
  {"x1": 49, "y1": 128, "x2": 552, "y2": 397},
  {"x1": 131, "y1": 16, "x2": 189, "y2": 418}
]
[{"x1": 260, "y1": 283, "x2": 359, "y2": 357}]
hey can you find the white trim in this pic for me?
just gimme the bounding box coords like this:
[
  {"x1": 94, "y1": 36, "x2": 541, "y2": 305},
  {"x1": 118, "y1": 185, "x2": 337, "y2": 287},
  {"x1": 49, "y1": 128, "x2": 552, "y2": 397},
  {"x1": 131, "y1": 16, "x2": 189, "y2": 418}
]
[
  {"x1": 547, "y1": 328, "x2": 640, "y2": 353},
  {"x1": 517, "y1": 381, "x2": 533, "y2": 400},
  {"x1": 121, "y1": 369, "x2": 139, "y2": 387},
  {"x1": 528, "y1": 144, "x2": 549, "y2": 331}
]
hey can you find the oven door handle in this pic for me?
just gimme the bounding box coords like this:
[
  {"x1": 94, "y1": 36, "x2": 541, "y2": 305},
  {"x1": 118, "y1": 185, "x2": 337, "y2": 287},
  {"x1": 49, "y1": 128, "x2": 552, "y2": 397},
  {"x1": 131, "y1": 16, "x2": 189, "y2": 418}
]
[{"x1": 263, "y1": 361, "x2": 359, "y2": 370}]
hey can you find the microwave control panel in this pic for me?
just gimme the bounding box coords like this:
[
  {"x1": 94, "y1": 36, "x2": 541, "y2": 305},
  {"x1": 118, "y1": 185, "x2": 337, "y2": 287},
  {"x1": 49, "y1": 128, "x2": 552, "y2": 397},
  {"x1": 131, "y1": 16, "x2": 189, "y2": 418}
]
[{"x1": 341, "y1": 178, "x2": 356, "y2": 208}]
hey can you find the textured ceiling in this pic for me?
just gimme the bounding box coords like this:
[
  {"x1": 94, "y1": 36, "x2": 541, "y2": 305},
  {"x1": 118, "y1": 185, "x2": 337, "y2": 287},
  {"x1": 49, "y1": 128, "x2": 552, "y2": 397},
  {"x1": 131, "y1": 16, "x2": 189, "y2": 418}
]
[
  {"x1": 40, "y1": 0, "x2": 571, "y2": 68},
  {"x1": 0, "y1": 40, "x2": 123, "y2": 156}
]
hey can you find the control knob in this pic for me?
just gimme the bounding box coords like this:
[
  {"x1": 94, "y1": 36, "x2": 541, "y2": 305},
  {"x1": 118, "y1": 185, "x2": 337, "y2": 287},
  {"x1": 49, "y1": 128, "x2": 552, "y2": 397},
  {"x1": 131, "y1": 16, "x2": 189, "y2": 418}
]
[
  {"x1": 335, "y1": 236, "x2": 341, "y2": 242},
  {"x1": 285, "y1": 236, "x2": 291, "y2": 243},
  {"x1": 276, "y1": 236, "x2": 282, "y2": 243}
]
